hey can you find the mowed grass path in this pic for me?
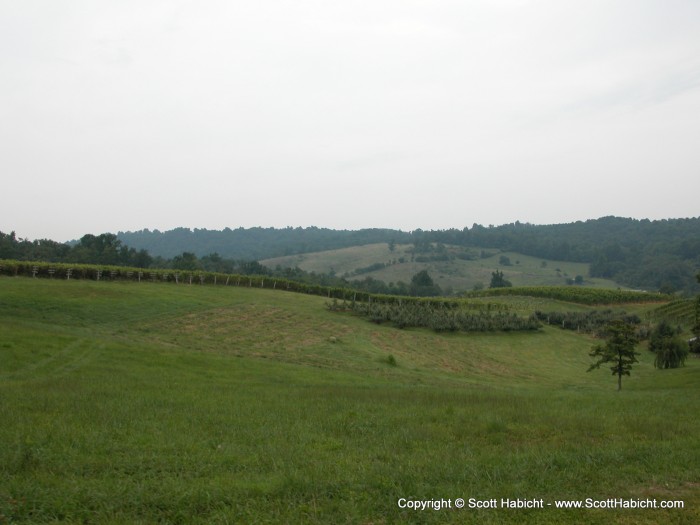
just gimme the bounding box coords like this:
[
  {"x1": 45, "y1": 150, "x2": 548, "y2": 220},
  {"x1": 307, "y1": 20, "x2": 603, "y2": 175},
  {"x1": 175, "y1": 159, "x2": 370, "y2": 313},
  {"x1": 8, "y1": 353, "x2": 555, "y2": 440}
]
[{"x1": 1, "y1": 278, "x2": 698, "y2": 524}]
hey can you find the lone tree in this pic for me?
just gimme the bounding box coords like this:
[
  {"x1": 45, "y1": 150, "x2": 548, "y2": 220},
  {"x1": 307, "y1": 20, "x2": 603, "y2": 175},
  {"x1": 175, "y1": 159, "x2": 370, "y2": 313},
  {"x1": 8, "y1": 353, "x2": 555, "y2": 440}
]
[
  {"x1": 587, "y1": 320, "x2": 640, "y2": 391},
  {"x1": 490, "y1": 270, "x2": 512, "y2": 288},
  {"x1": 409, "y1": 270, "x2": 442, "y2": 297}
]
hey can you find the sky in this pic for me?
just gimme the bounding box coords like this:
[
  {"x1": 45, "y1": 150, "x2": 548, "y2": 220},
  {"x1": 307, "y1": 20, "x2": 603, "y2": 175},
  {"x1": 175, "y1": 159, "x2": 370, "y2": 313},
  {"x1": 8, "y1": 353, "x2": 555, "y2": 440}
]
[{"x1": 2, "y1": 0, "x2": 700, "y2": 242}]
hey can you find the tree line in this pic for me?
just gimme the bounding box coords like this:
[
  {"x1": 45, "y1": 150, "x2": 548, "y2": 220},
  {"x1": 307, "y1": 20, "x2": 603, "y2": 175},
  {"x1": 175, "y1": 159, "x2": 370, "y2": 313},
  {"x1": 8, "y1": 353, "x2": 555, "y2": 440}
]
[
  {"x1": 0, "y1": 232, "x2": 153, "y2": 268},
  {"x1": 116, "y1": 226, "x2": 412, "y2": 260},
  {"x1": 5, "y1": 214, "x2": 700, "y2": 293},
  {"x1": 114, "y1": 217, "x2": 700, "y2": 293},
  {"x1": 415, "y1": 217, "x2": 700, "y2": 293}
]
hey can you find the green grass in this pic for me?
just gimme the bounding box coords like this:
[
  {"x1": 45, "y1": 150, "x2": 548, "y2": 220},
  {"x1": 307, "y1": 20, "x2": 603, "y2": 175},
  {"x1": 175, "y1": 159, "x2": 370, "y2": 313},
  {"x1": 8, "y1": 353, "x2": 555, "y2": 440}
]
[
  {"x1": 261, "y1": 243, "x2": 623, "y2": 292},
  {"x1": 1, "y1": 277, "x2": 698, "y2": 524}
]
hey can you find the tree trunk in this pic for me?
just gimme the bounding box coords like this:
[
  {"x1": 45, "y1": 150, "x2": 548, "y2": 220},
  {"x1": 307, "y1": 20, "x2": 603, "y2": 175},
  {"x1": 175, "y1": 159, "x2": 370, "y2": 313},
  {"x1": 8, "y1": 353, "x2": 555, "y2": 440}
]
[{"x1": 617, "y1": 353, "x2": 623, "y2": 391}]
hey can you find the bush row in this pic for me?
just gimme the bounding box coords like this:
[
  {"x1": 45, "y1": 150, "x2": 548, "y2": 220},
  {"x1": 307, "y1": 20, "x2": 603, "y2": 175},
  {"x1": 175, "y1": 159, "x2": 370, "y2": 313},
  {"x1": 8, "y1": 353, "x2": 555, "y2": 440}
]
[
  {"x1": 0, "y1": 259, "x2": 509, "y2": 312},
  {"x1": 0, "y1": 259, "x2": 363, "y2": 297},
  {"x1": 534, "y1": 309, "x2": 642, "y2": 337},
  {"x1": 328, "y1": 299, "x2": 540, "y2": 333},
  {"x1": 464, "y1": 286, "x2": 671, "y2": 305}
]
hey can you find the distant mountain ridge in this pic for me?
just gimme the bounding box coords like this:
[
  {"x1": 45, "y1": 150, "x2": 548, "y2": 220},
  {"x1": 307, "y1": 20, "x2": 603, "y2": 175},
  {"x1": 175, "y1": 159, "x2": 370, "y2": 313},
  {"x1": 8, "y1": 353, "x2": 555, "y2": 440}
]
[{"x1": 116, "y1": 226, "x2": 411, "y2": 260}]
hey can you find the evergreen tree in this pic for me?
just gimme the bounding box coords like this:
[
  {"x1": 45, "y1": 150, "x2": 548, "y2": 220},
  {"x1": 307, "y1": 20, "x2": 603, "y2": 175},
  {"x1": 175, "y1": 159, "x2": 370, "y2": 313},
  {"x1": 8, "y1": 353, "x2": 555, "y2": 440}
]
[
  {"x1": 409, "y1": 270, "x2": 442, "y2": 297},
  {"x1": 171, "y1": 252, "x2": 200, "y2": 271},
  {"x1": 489, "y1": 270, "x2": 512, "y2": 288}
]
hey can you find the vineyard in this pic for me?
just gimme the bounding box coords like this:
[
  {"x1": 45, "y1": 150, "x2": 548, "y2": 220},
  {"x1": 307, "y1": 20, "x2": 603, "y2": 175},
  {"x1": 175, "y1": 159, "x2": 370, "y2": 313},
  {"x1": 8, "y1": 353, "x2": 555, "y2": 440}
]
[
  {"x1": 0, "y1": 258, "x2": 362, "y2": 301},
  {"x1": 650, "y1": 298, "x2": 699, "y2": 327},
  {"x1": 0, "y1": 259, "x2": 546, "y2": 309},
  {"x1": 534, "y1": 309, "x2": 642, "y2": 336},
  {"x1": 0, "y1": 259, "x2": 508, "y2": 311},
  {"x1": 465, "y1": 286, "x2": 671, "y2": 305}
]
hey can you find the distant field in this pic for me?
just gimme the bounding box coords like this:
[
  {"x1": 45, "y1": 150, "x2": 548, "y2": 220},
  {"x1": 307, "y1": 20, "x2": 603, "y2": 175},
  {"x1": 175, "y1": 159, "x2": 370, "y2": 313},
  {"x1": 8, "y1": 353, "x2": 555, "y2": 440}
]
[
  {"x1": 1, "y1": 277, "x2": 698, "y2": 524},
  {"x1": 261, "y1": 243, "x2": 623, "y2": 292}
]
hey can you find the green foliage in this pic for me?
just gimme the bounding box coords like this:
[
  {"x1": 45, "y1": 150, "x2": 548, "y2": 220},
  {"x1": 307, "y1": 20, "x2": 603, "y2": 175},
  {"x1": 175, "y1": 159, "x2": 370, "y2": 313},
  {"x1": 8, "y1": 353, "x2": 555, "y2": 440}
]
[
  {"x1": 6, "y1": 216, "x2": 700, "y2": 292},
  {"x1": 328, "y1": 298, "x2": 540, "y2": 333},
  {"x1": 648, "y1": 321, "x2": 677, "y2": 352},
  {"x1": 118, "y1": 226, "x2": 412, "y2": 260},
  {"x1": 650, "y1": 321, "x2": 689, "y2": 369},
  {"x1": 421, "y1": 216, "x2": 700, "y2": 293},
  {"x1": 467, "y1": 286, "x2": 670, "y2": 305},
  {"x1": 409, "y1": 269, "x2": 442, "y2": 297},
  {"x1": 651, "y1": 298, "x2": 698, "y2": 327},
  {"x1": 692, "y1": 296, "x2": 700, "y2": 353},
  {"x1": 352, "y1": 262, "x2": 388, "y2": 276},
  {"x1": 0, "y1": 258, "x2": 358, "y2": 302},
  {"x1": 653, "y1": 336, "x2": 689, "y2": 369},
  {"x1": 0, "y1": 231, "x2": 153, "y2": 268},
  {"x1": 267, "y1": 243, "x2": 618, "y2": 294},
  {"x1": 489, "y1": 270, "x2": 512, "y2": 288},
  {"x1": 587, "y1": 320, "x2": 640, "y2": 391},
  {"x1": 171, "y1": 251, "x2": 201, "y2": 271},
  {"x1": 535, "y1": 310, "x2": 641, "y2": 336},
  {"x1": 0, "y1": 259, "x2": 455, "y2": 313}
]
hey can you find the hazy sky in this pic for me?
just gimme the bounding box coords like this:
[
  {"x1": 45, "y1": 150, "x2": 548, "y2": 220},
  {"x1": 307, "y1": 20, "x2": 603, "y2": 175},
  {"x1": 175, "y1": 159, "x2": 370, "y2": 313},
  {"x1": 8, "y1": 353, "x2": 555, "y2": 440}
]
[{"x1": 2, "y1": 1, "x2": 700, "y2": 241}]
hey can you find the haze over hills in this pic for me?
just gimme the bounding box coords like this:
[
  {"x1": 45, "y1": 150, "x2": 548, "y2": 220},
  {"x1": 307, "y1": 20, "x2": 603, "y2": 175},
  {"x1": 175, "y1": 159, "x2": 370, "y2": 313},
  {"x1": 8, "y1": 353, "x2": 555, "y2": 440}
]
[
  {"x1": 115, "y1": 216, "x2": 700, "y2": 294},
  {"x1": 116, "y1": 226, "x2": 410, "y2": 260}
]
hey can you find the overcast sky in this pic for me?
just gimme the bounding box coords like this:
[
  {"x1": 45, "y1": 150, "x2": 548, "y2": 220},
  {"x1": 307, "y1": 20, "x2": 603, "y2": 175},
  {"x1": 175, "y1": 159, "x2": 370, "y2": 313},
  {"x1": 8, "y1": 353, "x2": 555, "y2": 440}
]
[{"x1": 2, "y1": 0, "x2": 700, "y2": 241}]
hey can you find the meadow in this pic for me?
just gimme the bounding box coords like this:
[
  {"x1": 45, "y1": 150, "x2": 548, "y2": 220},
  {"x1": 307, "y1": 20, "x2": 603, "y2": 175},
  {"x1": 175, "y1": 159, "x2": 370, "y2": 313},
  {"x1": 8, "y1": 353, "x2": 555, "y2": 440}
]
[
  {"x1": 1, "y1": 277, "x2": 698, "y2": 524},
  {"x1": 261, "y1": 243, "x2": 623, "y2": 292}
]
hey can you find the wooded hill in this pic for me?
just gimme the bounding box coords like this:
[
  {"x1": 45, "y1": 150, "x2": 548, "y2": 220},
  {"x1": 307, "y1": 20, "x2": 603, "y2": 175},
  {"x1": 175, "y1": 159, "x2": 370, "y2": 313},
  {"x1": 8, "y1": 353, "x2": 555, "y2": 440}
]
[
  {"x1": 115, "y1": 216, "x2": 700, "y2": 293},
  {"x1": 3, "y1": 216, "x2": 699, "y2": 293},
  {"x1": 116, "y1": 226, "x2": 411, "y2": 260}
]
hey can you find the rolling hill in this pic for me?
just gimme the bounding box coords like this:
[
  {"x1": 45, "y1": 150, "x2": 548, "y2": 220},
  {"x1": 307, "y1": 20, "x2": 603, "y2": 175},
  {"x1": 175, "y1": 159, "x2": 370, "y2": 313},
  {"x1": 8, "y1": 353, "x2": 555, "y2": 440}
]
[
  {"x1": 2, "y1": 275, "x2": 698, "y2": 523},
  {"x1": 261, "y1": 243, "x2": 624, "y2": 292},
  {"x1": 5, "y1": 216, "x2": 699, "y2": 293}
]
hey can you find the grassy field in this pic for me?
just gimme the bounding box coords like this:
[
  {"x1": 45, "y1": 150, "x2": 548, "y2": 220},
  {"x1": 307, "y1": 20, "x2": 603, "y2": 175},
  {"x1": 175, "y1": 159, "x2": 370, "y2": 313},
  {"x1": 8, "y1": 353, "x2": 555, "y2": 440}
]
[
  {"x1": 261, "y1": 243, "x2": 623, "y2": 292},
  {"x1": 1, "y1": 277, "x2": 699, "y2": 524}
]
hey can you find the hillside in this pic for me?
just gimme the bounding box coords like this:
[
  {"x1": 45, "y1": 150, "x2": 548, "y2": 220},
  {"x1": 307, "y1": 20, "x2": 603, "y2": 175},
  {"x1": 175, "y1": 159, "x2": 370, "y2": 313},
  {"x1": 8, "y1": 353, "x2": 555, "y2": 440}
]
[
  {"x1": 4, "y1": 216, "x2": 699, "y2": 293},
  {"x1": 262, "y1": 243, "x2": 623, "y2": 292},
  {"x1": 2, "y1": 276, "x2": 699, "y2": 523},
  {"x1": 113, "y1": 216, "x2": 700, "y2": 293}
]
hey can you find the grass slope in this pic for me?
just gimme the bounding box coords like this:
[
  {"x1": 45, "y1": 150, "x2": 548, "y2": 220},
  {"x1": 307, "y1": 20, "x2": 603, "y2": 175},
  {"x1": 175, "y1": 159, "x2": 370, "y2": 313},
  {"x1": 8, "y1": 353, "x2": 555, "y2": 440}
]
[
  {"x1": 1, "y1": 277, "x2": 698, "y2": 524},
  {"x1": 261, "y1": 243, "x2": 622, "y2": 292}
]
